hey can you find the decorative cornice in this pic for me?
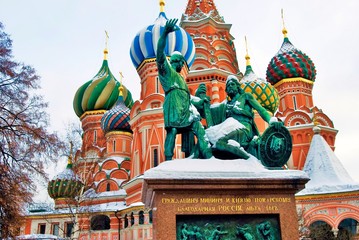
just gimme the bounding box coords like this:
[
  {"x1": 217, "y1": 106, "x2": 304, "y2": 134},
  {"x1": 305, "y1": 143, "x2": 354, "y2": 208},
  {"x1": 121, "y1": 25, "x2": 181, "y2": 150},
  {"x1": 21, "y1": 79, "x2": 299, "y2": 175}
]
[
  {"x1": 105, "y1": 131, "x2": 133, "y2": 138},
  {"x1": 273, "y1": 77, "x2": 314, "y2": 88},
  {"x1": 80, "y1": 110, "x2": 106, "y2": 120}
]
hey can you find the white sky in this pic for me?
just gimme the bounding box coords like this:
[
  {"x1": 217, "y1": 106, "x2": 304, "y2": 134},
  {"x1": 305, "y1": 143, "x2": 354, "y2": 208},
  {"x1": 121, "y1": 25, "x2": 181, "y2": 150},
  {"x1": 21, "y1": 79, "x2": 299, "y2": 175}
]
[{"x1": 1, "y1": 0, "x2": 359, "y2": 201}]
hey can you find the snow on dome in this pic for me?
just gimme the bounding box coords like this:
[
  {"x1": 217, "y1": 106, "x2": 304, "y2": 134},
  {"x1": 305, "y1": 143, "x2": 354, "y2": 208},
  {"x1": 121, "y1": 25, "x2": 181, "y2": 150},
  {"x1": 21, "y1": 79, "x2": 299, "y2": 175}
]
[
  {"x1": 130, "y1": 11, "x2": 195, "y2": 69},
  {"x1": 48, "y1": 161, "x2": 83, "y2": 200},
  {"x1": 297, "y1": 133, "x2": 359, "y2": 196},
  {"x1": 52, "y1": 168, "x2": 81, "y2": 181}
]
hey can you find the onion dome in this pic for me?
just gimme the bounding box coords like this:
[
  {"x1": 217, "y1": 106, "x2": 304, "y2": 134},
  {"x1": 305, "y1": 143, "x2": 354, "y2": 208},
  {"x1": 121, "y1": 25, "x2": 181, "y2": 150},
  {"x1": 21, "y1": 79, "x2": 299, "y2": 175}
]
[
  {"x1": 48, "y1": 145, "x2": 83, "y2": 199},
  {"x1": 130, "y1": 1, "x2": 195, "y2": 69},
  {"x1": 266, "y1": 27, "x2": 316, "y2": 85},
  {"x1": 101, "y1": 85, "x2": 132, "y2": 133},
  {"x1": 73, "y1": 49, "x2": 134, "y2": 118},
  {"x1": 240, "y1": 43, "x2": 279, "y2": 114}
]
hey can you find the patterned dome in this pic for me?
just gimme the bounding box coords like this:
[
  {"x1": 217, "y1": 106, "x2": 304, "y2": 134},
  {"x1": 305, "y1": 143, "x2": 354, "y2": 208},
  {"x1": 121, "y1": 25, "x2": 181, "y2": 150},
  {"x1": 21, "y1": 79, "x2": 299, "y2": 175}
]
[
  {"x1": 48, "y1": 157, "x2": 83, "y2": 200},
  {"x1": 241, "y1": 56, "x2": 279, "y2": 114},
  {"x1": 266, "y1": 34, "x2": 316, "y2": 85},
  {"x1": 73, "y1": 53, "x2": 134, "y2": 118},
  {"x1": 101, "y1": 88, "x2": 132, "y2": 133},
  {"x1": 130, "y1": 11, "x2": 195, "y2": 69}
]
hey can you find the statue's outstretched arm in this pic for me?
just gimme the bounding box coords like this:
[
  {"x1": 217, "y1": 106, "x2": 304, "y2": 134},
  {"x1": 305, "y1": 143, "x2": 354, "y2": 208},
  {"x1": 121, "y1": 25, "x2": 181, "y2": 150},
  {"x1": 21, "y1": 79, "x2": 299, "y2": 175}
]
[{"x1": 156, "y1": 19, "x2": 179, "y2": 68}]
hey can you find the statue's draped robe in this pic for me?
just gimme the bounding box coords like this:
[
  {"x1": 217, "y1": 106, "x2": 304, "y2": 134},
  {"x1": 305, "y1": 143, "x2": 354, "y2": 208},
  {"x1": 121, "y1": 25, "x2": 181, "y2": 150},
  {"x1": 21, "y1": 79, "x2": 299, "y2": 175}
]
[{"x1": 157, "y1": 58, "x2": 195, "y2": 129}]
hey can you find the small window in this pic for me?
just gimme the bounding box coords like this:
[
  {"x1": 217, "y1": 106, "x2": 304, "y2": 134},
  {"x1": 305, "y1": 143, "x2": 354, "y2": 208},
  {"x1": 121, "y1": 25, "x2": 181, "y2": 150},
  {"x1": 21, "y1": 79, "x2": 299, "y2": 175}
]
[
  {"x1": 91, "y1": 215, "x2": 111, "y2": 230},
  {"x1": 38, "y1": 223, "x2": 46, "y2": 234},
  {"x1": 292, "y1": 96, "x2": 297, "y2": 110},
  {"x1": 106, "y1": 182, "x2": 111, "y2": 191},
  {"x1": 65, "y1": 222, "x2": 74, "y2": 237},
  {"x1": 149, "y1": 210, "x2": 153, "y2": 223},
  {"x1": 131, "y1": 212, "x2": 135, "y2": 226},
  {"x1": 153, "y1": 148, "x2": 158, "y2": 167},
  {"x1": 124, "y1": 214, "x2": 129, "y2": 228},
  {"x1": 52, "y1": 223, "x2": 60, "y2": 236},
  {"x1": 156, "y1": 76, "x2": 159, "y2": 93},
  {"x1": 139, "y1": 211, "x2": 145, "y2": 225}
]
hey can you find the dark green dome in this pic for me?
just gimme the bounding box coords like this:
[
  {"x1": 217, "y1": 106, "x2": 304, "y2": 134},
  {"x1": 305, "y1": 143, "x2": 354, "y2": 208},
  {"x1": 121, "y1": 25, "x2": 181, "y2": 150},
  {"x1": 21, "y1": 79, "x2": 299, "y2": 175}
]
[{"x1": 47, "y1": 159, "x2": 83, "y2": 199}]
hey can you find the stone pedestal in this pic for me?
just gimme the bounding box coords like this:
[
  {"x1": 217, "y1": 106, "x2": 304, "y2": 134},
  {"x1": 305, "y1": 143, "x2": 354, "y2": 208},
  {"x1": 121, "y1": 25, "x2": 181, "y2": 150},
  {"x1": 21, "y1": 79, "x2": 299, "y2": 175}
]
[{"x1": 142, "y1": 158, "x2": 309, "y2": 240}]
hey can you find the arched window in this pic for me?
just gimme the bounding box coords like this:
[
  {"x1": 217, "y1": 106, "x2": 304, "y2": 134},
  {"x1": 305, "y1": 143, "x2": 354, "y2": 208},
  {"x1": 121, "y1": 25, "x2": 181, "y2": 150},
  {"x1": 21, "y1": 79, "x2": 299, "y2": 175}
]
[
  {"x1": 338, "y1": 218, "x2": 358, "y2": 237},
  {"x1": 106, "y1": 182, "x2": 111, "y2": 192},
  {"x1": 149, "y1": 210, "x2": 153, "y2": 223},
  {"x1": 139, "y1": 211, "x2": 144, "y2": 225},
  {"x1": 292, "y1": 96, "x2": 297, "y2": 110},
  {"x1": 153, "y1": 148, "x2": 158, "y2": 167},
  {"x1": 309, "y1": 221, "x2": 334, "y2": 239},
  {"x1": 124, "y1": 214, "x2": 128, "y2": 228},
  {"x1": 91, "y1": 215, "x2": 110, "y2": 230},
  {"x1": 156, "y1": 76, "x2": 159, "y2": 93},
  {"x1": 130, "y1": 212, "x2": 135, "y2": 226},
  {"x1": 113, "y1": 140, "x2": 116, "y2": 152}
]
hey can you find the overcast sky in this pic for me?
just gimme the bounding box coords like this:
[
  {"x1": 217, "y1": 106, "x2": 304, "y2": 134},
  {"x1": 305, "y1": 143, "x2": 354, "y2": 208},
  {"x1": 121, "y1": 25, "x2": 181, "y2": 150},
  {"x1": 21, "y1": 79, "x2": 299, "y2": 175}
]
[{"x1": 1, "y1": 0, "x2": 358, "y2": 202}]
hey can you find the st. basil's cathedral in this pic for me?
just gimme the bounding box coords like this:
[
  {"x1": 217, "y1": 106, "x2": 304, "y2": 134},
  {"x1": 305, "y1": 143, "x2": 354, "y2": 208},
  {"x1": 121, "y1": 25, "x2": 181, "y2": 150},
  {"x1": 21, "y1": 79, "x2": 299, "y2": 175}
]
[{"x1": 20, "y1": 0, "x2": 359, "y2": 239}]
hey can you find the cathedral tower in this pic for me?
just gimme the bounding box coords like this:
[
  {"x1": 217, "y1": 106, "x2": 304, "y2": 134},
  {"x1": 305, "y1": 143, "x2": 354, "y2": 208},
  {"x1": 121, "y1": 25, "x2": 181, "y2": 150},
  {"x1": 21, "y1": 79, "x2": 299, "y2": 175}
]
[
  {"x1": 267, "y1": 16, "x2": 337, "y2": 169},
  {"x1": 181, "y1": 0, "x2": 242, "y2": 104}
]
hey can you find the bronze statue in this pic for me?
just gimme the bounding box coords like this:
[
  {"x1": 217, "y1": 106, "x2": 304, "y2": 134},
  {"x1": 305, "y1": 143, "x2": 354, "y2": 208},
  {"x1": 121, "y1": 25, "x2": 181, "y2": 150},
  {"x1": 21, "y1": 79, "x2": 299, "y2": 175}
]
[
  {"x1": 203, "y1": 75, "x2": 281, "y2": 159},
  {"x1": 156, "y1": 19, "x2": 212, "y2": 160},
  {"x1": 197, "y1": 75, "x2": 292, "y2": 167}
]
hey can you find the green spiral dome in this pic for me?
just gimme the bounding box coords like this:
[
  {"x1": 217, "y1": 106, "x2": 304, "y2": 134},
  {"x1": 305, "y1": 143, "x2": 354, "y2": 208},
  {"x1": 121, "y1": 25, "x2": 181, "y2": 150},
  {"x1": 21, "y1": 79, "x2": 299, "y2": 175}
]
[
  {"x1": 47, "y1": 160, "x2": 83, "y2": 199},
  {"x1": 73, "y1": 58, "x2": 133, "y2": 118}
]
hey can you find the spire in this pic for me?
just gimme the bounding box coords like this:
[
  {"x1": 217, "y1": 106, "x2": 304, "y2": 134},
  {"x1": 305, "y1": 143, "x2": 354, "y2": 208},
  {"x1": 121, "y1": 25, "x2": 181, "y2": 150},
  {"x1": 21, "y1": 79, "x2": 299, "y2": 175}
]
[
  {"x1": 184, "y1": 0, "x2": 222, "y2": 20},
  {"x1": 159, "y1": 0, "x2": 165, "y2": 12},
  {"x1": 245, "y1": 36, "x2": 251, "y2": 66},
  {"x1": 281, "y1": 9, "x2": 288, "y2": 38},
  {"x1": 66, "y1": 141, "x2": 74, "y2": 169},
  {"x1": 104, "y1": 30, "x2": 109, "y2": 60},
  {"x1": 244, "y1": 36, "x2": 254, "y2": 76},
  {"x1": 119, "y1": 72, "x2": 124, "y2": 98}
]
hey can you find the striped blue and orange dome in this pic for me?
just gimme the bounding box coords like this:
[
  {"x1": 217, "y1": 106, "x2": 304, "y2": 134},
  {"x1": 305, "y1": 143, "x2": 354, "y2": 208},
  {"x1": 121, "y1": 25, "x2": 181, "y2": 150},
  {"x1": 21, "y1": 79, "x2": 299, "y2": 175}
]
[
  {"x1": 130, "y1": 11, "x2": 195, "y2": 69},
  {"x1": 101, "y1": 89, "x2": 132, "y2": 133}
]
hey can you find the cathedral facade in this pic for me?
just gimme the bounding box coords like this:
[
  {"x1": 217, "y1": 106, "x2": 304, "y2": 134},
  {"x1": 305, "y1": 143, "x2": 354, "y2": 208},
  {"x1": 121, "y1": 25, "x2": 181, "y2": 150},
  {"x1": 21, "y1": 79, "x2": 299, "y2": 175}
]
[{"x1": 20, "y1": 1, "x2": 359, "y2": 239}]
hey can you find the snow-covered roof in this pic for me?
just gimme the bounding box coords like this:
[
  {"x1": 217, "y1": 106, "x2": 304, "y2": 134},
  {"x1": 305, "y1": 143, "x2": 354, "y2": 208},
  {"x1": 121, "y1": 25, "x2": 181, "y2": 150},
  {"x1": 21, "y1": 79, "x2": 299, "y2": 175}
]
[
  {"x1": 297, "y1": 127, "x2": 359, "y2": 196},
  {"x1": 17, "y1": 234, "x2": 65, "y2": 239},
  {"x1": 82, "y1": 188, "x2": 126, "y2": 199},
  {"x1": 26, "y1": 201, "x2": 128, "y2": 216},
  {"x1": 78, "y1": 201, "x2": 127, "y2": 213}
]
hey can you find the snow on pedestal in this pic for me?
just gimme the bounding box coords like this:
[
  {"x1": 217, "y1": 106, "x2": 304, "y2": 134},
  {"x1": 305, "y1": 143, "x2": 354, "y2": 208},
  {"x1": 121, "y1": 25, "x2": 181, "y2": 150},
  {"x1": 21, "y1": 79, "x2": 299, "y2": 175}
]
[{"x1": 144, "y1": 157, "x2": 308, "y2": 180}]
